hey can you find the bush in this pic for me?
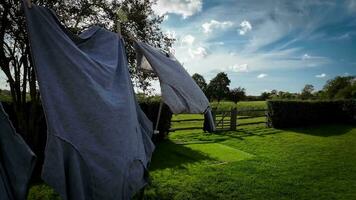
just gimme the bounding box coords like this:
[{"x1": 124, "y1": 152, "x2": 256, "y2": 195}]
[
  {"x1": 138, "y1": 99, "x2": 172, "y2": 142},
  {"x1": 267, "y1": 100, "x2": 356, "y2": 128},
  {"x1": 27, "y1": 184, "x2": 60, "y2": 200}
]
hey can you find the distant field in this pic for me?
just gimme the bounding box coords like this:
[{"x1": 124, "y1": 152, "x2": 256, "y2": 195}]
[
  {"x1": 172, "y1": 101, "x2": 267, "y2": 131},
  {"x1": 0, "y1": 93, "x2": 11, "y2": 102},
  {"x1": 172, "y1": 101, "x2": 266, "y2": 121},
  {"x1": 210, "y1": 101, "x2": 266, "y2": 111}
]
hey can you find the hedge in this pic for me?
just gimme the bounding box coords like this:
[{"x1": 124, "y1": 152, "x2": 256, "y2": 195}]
[
  {"x1": 139, "y1": 100, "x2": 172, "y2": 142},
  {"x1": 267, "y1": 100, "x2": 356, "y2": 128}
]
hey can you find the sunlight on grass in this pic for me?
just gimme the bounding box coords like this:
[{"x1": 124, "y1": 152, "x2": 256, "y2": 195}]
[{"x1": 185, "y1": 143, "x2": 254, "y2": 163}]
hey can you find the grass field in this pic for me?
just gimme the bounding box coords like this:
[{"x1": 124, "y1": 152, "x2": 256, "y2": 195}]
[
  {"x1": 145, "y1": 123, "x2": 356, "y2": 199},
  {"x1": 27, "y1": 101, "x2": 356, "y2": 199},
  {"x1": 210, "y1": 101, "x2": 266, "y2": 111}
]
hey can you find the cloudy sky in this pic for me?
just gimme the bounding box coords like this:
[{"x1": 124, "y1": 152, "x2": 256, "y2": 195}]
[{"x1": 153, "y1": 0, "x2": 356, "y2": 95}]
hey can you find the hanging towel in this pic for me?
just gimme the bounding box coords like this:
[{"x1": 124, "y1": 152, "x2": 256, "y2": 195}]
[
  {"x1": 24, "y1": 4, "x2": 154, "y2": 200},
  {"x1": 0, "y1": 103, "x2": 36, "y2": 200},
  {"x1": 135, "y1": 42, "x2": 215, "y2": 131}
]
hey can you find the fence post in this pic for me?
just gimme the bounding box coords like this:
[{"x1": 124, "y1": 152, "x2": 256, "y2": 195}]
[{"x1": 230, "y1": 108, "x2": 237, "y2": 131}]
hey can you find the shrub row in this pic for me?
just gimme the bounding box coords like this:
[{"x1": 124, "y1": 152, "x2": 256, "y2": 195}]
[{"x1": 267, "y1": 100, "x2": 356, "y2": 128}]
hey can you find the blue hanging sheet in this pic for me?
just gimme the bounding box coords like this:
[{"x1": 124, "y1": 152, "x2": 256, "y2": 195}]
[{"x1": 24, "y1": 5, "x2": 154, "y2": 200}]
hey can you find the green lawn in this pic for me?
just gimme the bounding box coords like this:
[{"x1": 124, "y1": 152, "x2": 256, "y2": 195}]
[{"x1": 145, "y1": 123, "x2": 356, "y2": 199}]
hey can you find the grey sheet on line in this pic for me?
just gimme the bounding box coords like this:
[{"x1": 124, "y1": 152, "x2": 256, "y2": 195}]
[
  {"x1": 24, "y1": 5, "x2": 154, "y2": 200},
  {"x1": 0, "y1": 103, "x2": 36, "y2": 200},
  {"x1": 135, "y1": 42, "x2": 210, "y2": 114}
]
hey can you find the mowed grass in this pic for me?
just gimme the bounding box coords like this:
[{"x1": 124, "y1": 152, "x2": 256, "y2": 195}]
[{"x1": 145, "y1": 123, "x2": 356, "y2": 199}]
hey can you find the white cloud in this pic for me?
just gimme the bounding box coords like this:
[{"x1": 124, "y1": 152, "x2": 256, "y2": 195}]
[
  {"x1": 302, "y1": 54, "x2": 311, "y2": 60},
  {"x1": 315, "y1": 73, "x2": 326, "y2": 78},
  {"x1": 229, "y1": 64, "x2": 249, "y2": 72},
  {"x1": 229, "y1": 52, "x2": 236, "y2": 56},
  {"x1": 257, "y1": 73, "x2": 268, "y2": 78},
  {"x1": 238, "y1": 20, "x2": 252, "y2": 35},
  {"x1": 202, "y1": 20, "x2": 233, "y2": 33},
  {"x1": 153, "y1": 0, "x2": 202, "y2": 18},
  {"x1": 163, "y1": 15, "x2": 169, "y2": 21},
  {"x1": 181, "y1": 34, "x2": 195, "y2": 45},
  {"x1": 348, "y1": 0, "x2": 356, "y2": 12},
  {"x1": 165, "y1": 30, "x2": 176, "y2": 39},
  {"x1": 188, "y1": 47, "x2": 208, "y2": 59},
  {"x1": 243, "y1": 19, "x2": 287, "y2": 53}
]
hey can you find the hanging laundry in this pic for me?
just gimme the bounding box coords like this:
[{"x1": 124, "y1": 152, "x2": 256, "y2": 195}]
[
  {"x1": 135, "y1": 42, "x2": 215, "y2": 131},
  {"x1": 24, "y1": 5, "x2": 154, "y2": 200},
  {"x1": 0, "y1": 103, "x2": 36, "y2": 200}
]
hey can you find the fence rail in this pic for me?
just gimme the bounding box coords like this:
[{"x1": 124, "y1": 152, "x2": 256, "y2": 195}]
[{"x1": 170, "y1": 107, "x2": 268, "y2": 132}]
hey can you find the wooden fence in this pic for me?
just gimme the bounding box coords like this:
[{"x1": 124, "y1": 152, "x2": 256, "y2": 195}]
[{"x1": 170, "y1": 107, "x2": 267, "y2": 132}]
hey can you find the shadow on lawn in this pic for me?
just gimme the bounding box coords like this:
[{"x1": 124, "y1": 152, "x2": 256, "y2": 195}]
[
  {"x1": 215, "y1": 126, "x2": 283, "y2": 140},
  {"x1": 149, "y1": 140, "x2": 215, "y2": 170},
  {"x1": 282, "y1": 124, "x2": 355, "y2": 137}
]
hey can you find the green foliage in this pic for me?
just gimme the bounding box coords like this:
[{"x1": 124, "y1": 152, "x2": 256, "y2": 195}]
[
  {"x1": 206, "y1": 72, "x2": 231, "y2": 102},
  {"x1": 323, "y1": 76, "x2": 356, "y2": 99},
  {"x1": 300, "y1": 84, "x2": 314, "y2": 100},
  {"x1": 267, "y1": 100, "x2": 356, "y2": 128},
  {"x1": 27, "y1": 184, "x2": 60, "y2": 200},
  {"x1": 228, "y1": 87, "x2": 246, "y2": 104},
  {"x1": 191, "y1": 73, "x2": 207, "y2": 92},
  {"x1": 0, "y1": 89, "x2": 12, "y2": 102}
]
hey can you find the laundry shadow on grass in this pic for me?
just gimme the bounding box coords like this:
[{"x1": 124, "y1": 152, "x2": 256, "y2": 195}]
[
  {"x1": 214, "y1": 126, "x2": 283, "y2": 140},
  {"x1": 149, "y1": 140, "x2": 215, "y2": 171},
  {"x1": 281, "y1": 124, "x2": 355, "y2": 137}
]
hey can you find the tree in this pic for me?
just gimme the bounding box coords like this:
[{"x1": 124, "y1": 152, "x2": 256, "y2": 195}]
[
  {"x1": 260, "y1": 92, "x2": 270, "y2": 100},
  {"x1": 0, "y1": 0, "x2": 173, "y2": 147},
  {"x1": 192, "y1": 73, "x2": 207, "y2": 92},
  {"x1": 323, "y1": 76, "x2": 356, "y2": 99},
  {"x1": 206, "y1": 72, "x2": 231, "y2": 102},
  {"x1": 229, "y1": 87, "x2": 246, "y2": 104},
  {"x1": 300, "y1": 84, "x2": 314, "y2": 100}
]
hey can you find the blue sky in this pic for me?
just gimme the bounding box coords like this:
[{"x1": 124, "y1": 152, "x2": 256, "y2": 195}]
[{"x1": 153, "y1": 0, "x2": 356, "y2": 95}]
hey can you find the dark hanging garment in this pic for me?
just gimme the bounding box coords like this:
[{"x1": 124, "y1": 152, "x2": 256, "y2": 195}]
[
  {"x1": 0, "y1": 103, "x2": 36, "y2": 200},
  {"x1": 203, "y1": 108, "x2": 215, "y2": 133},
  {"x1": 24, "y1": 4, "x2": 154, "y2": 200}
]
